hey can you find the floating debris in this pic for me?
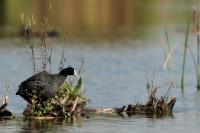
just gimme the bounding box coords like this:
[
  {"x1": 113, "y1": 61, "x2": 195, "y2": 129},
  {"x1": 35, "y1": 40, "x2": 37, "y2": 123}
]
[
  {"x1": 85, "y1": 96, "x2": 176, "y2": 118},
  {"x1": 0, "y1": 95, "x2": 12, "y2": 118},
  {"x1": 116, "y1": 96, "x2": 176, "y2": 117}
]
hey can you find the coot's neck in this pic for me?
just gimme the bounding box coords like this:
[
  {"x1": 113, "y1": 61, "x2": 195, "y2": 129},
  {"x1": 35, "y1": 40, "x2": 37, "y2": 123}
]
[{"x1": 54, "y1": 74, "x2": 68, "y2": 88}]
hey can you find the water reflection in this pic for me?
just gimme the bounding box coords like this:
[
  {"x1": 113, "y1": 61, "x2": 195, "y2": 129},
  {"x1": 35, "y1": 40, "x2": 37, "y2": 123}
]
[
  {"x1": 21, "y1": 119, "x2": 55, "y2": 133},
  {"x1": 1, "y1": 113, "x2": 198, "y2": 133},
  {"x1": 17, "y1": 117, "x2": 82, "y2": 132}
]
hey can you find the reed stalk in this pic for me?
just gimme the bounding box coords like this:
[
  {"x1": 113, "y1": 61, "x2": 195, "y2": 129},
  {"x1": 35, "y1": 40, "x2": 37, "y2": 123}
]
[
  {"x1": 164, "y1": 28, "x2": 172, "y2": 70},
  {"x1": 196, "y1": 20, "x2": 200, "y2": 89},
  {"x1": 192, "y1": 7, "x2": 200, "y2": 89},
  {"x1": 181, "y1": 20, "x2": 190, "y2": 90}
]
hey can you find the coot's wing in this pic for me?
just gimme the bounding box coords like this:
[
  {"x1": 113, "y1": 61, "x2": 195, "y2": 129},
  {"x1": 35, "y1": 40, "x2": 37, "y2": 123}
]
[
  {"x1": 17, "y1": 81, "x2": 54, "y2": 103},
  {"x1": 38, "y1": 82, "x2": 56, "y2": 102},
  {"x1": 23, "y1": 71, "x2": 53, "y2": 83}
]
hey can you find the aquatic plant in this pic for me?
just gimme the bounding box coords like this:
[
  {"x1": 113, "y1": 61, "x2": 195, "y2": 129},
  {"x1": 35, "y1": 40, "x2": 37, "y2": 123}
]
[
  {"x1": 163, "y1": 23, "x2": 189, "y2": 91},
  {"x1": 180, "y1": 20, "x2": 190, "y2": 90},
  {"x1": 192, "y1": 7, "x2": 200, "y2": 89},
  {"x1": 163, "y1": 28, "x2": 173, "y2": 71}
]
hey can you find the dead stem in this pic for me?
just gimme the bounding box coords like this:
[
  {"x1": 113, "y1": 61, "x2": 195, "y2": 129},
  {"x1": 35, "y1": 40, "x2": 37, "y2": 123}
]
[
  {"x1": 59, "y1": 45, "x2": 66, "y2": 71},
  {"x1": 49, "y1": 43, "x2": 53, "y2": 72},
  {"x1": 30, "y1": 45, "x2": 36, "y2": 73}
]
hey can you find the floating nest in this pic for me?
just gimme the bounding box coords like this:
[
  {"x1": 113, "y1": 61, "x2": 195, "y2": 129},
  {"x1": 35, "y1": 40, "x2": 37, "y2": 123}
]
[{"x1": 23, "y1": 78, "x2": 88, "y2": 119}]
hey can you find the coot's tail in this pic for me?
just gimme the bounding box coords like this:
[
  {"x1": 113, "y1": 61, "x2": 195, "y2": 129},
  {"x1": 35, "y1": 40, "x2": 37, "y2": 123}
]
[
  {"x1": 16, "y1": 91, "x2": 19, "y2": 95},
  {"x1": 16, "y1": 85, "x2": 21, "y2": 95}
]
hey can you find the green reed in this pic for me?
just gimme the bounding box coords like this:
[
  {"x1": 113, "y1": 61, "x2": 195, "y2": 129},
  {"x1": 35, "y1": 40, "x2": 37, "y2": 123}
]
[{"x1": 181, "y1": 20, "x2": 190, "y2": 90}]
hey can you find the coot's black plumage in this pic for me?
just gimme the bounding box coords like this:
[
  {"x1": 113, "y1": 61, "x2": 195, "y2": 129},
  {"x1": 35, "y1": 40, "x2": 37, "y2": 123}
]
[{"x1": 16, "y1": 67, "x2": 78, "y2": 103}]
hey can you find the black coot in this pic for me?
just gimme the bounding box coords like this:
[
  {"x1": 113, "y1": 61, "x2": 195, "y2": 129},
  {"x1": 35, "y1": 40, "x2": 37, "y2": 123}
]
[{"x1": 16, "y1": 67, "x2": 78, "y2": 103}]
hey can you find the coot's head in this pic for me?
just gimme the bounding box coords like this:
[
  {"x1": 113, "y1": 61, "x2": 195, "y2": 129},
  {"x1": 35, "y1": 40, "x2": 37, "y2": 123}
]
[{"x1": 59, "y1": 67, "x2": 78, "y2": 77}]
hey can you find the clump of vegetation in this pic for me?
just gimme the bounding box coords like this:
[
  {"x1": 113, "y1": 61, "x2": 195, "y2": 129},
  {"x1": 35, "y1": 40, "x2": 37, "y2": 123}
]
[
  {"x1": 116, "y1": 87, "x2": 176, "y2": 117},
  {"x1": 115, "y1": 73, "x2": 176, "y2": 117},
  {"x1": 23, "y1": 78, "x2": 88, "y2": 119}
]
